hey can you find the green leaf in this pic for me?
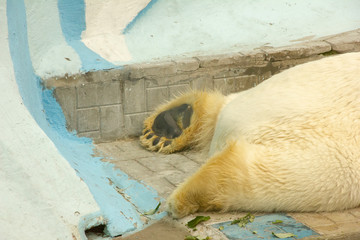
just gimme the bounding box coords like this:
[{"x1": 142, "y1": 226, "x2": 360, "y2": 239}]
[
  {"x1": 143, "y1": 202, "x2": 161, "y2": 215},
  {"x1": 218, "y1": 226, "x2": 224, "y2": 231},
  {"x1": 230, "y1": 213, "x2": 255, "y2": 227},
  {"x1": 184, "y1": 236, "x2": 198, "y2": 240},
  {"x1": 186, "y1": 216, "x2": 211, "y2": 229},
  {"x1": 252, "y1": 231, "x2": 257, "y2": 234},
  {"x1": 184, "y1": 236, "x2": 211, "y2": 240},
  {"x1": 272, "y1": 220, "x2": 283, "y2": 224},
  {"x1": 272, "y1": 232, "x2": 296, "y2": 238}
]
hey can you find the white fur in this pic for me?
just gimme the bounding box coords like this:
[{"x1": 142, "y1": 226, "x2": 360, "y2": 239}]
[{"x1": 209, "y1": 52, "x2": 360, "y2": 212}]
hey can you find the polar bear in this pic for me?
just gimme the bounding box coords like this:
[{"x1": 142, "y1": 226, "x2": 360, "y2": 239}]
[{"x1": 140, "y1": 52, "x2": 360, "y2": 218}]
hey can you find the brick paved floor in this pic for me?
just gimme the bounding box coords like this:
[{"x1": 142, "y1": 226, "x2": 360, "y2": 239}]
[
  {"x1": 96, "y1": 138, "x2": 204, "y2": 198},
  {"x1": 95, "y1": 139, "x2": 360, "y2": 240}
]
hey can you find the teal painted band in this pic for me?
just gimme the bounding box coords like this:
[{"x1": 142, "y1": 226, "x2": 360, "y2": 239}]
[
  {"x1": 7, "y1": 0, "x2": 163, "y2": 237},
  {"x1": 123, "y1": 0, "x2": 159, "y2": 34},
  {"x1": 57, "y1": 0, "x2": 118, "y2": 72}
]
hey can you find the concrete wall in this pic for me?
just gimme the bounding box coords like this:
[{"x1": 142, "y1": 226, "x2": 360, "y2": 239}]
[
  {"x1": 22, "y1": 0, "x2": 360, "y2": 79},
  {"x1": 47, "y1": 29, "x2": 360, "y2": 142}
]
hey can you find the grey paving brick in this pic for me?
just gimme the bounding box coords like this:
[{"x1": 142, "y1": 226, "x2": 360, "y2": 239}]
[
  {"x1": 197, "y1": 53, "x2": 244, "y2": 68},
  {"x1": 169, "y1": 84, "x2": 191, "y2": 99},
  {"x1": 124, "y1": 112, "x2": 150, "y2": 136},
  {"x1": 128, "y1": 61, "x2": 177, "y2": 79},
  {"x1": 320, "y1": 212, "x2": 359, "y2": 223},
  {"x1": 349, "y1": 208, "x2": 360, "y2": 219},
  {"x1": 190, "y1": 77, "x2": 214, "y2": 91},
  {"x1": 141, "y1": 176, "x2": 175, "y2": 198},
  {"x1": 168, "y1": 156, "x2": 200, "y2": 174},
  {"x1": 145, "y1": 74, "x2": 192, "y2": 88},
  {"x1": 236, "y1": 50, "x2": 267, "y2": 67},
  {"x1": 91, "y1": 68, "x2": 124, "y2": 83},
  {"x1": 214, "y1": 78, "x2": 230, "y2": 95},
  {"x1": 272, "y1": 55, "x2": 323, "y2": 70},
  {"x1": 54, "y1": 87, "x2": 77, "y2": 131},
  {"x1": 146, "y1": 87, "x2": 169, "y2": 111},
  {"x1": 100, "y1": 105, "x2": 124, "y2": 140},
  {"x1": 78, "y1": 131, "x2": 100, "y2": 140},
  {"x1": 136, "y1": 155, "x2": 178, "y2": 172},
  {"x1": 263, "y1": 41, "x2": 331, "y2": 61},
  {"x1": 96, "y1": 140, "x2": 155, "y2": 161},
  {"x1": 77, "y1": 107, "x2": 100, "y2": 132},
  {"x1": 214, "y1": 75, "x2": 257, "y2": 95},
  {"x1": 97, "y1": 81, "x2": 121, "y2": 105},
  {"x1": 213, "y1": 67, "x2": 247, "y2": 79},
  {"x1": 312, "y1": 222, "x2": 360, "y2": 237},
  {"x1": 181, "y1": 150, "x2": 207, "y2": 164},
  {"x1": 77, "y1": 83, "x2": 97, "y2": 108},
  {"x1": 235, "y1": 75, "x2": 258, "y2": 90},
  {"x1": 164, "y1": 170, "x2": 188, "y2": 186},
  {"x1": 115, "y1": 160, "x2": 154, "y2": 180},
  {"x1": 325, "y1": 30, "x2": 360, "y2": 53},
  {"x1": 173, "y1": 57, "x2": 200, "y2": 72},
  {"x1": 257, "y1": 71, "x2": 272, "y2": 84},
  {"x1": 77, "y1": 81, "x2": 121, "y2": 108},
  {"x1": 124, "y1": 79, "x2": 146, "y2": 114},
  {"x1": 289, "y1": 213, "x2": 335, "y2": 228}
]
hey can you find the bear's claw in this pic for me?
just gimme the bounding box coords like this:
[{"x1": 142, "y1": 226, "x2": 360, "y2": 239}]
[{"x1": 140, "y1": 103, "x2": 194, "y2": 153}]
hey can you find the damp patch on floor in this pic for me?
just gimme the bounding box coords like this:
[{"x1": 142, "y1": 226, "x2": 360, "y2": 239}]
[{"x1": 212, "y1": 214, "x2": 319, "y2": 239}]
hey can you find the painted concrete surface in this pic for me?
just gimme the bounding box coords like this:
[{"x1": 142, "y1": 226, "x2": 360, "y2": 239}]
[
  {"x1": 213, "y1": 214, "x2": 318, "y2": 239},
  {"x1": 111, "y1": 0, "x2": 360, "y2": 64},
  {"x1": 82, "y1": 0, "x2": 151, "y2": 62},
  {"x1": 19, "y1": 0, "x2": 360, "y2": 79},
  {"x1": 0, "y1": 1, "x2": 99, "y2": 239},
  {"x1": 24, "y1": 0, "x2": 82, "y2": 79},
  {"x1": 3, "y1": 0, "x2": 163, "y2": 238}
]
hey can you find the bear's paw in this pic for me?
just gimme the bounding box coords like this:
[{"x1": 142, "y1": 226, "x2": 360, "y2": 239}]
[{"x1": 140, "y1": 103, "x2": 194, "y2": 153}]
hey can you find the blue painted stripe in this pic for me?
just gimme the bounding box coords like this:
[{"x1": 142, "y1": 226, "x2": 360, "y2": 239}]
[
  {"x1": 213, "y1": 214, "x2": 318, "y2": 240},
  {"x1": 57, "y1": 0, "x2": 117, "y2": 72},
  {"x1": 123, "y1": 0, "x2": 159, "y2": 34},
  {"x1": 7, "y1": 0, "x2": 163, "y2": 237}
]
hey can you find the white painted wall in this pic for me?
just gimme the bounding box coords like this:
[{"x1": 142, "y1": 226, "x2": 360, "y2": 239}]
[
  {"x1": 0, "y1": 1, "x2": 99, "y2": 239},
  {"x1": 121, "y1": 0, "x2": 360, "y2": 63},
  {"x1": 82, "y1": 0, "x2": 151, "y2": 62},
  {"x1": 24, "y1": 0, "x2": 82, "y2": 79},
  {"x1": 19, "y1": 0, "x2": 360, "y2": 78}
]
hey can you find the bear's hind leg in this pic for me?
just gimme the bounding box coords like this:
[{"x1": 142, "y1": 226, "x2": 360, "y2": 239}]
[
  {"x1": 166, "y1": 141, "x2": 252, "y2": 218},
  {"x1": 140, "y1": 91, "x2": 225, "y2": 153}
]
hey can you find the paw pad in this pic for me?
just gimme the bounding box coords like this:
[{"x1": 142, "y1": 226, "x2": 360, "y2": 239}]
[{"x1": 140, "y1": 103, "x2": 193, "y2": 153}]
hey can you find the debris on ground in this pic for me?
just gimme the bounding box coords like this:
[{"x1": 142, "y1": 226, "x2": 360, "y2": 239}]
[
  {"x1": 230, "y1": 213, "x2": 255, "y2": 227},
  {"x1": 184, "y1": 236, "x2": 211, "y2": 240},
  {"x1": 186, "y1": 216, "x2": 211, "y2": 229},
  {"x1": 143, "y1": 202, "x2": 161, "y2": 215},
  {"x1": 272, "y1": 232, "x2": 296, "y2": 238},
  {"x1": 272, "y1": 220, "x2": 283, "y2": 224}
]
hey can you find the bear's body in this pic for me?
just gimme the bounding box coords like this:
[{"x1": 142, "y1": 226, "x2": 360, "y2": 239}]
[{"x1": 140, "y1": 52, "x2": 360, "y2": 218}]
